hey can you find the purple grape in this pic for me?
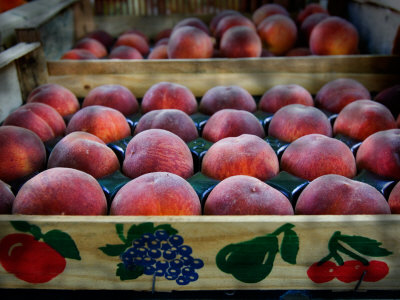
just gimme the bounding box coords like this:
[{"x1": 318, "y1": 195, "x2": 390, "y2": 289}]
[
  {"x1": 168, "y1": 235, "x2": 184, "y2": 247},
  {"x1": 163, "y1": 249, "x2": 177, "y2": 260},
  {"x1": 148, "y1": 248, "x2": 162, "y2": 259},
  {"x1": 176, "y1": 275, "x2": 190, "y2": 285},
  {"x1": 178, "y1": 245, "x2": 192, "y2": 256},
  {"x1": 154, "y1": 229, "x2": 169, "y2": 240},
  {"x1": 155, "y1": 260, "x2": 169, "y2": 270},
  {"x1": 181, "y1": 255, "x2": 194, "y2": 266},
  {"x1": 181, "y1": 266, "x2": 195, "y2": 276},
  {"x1": 170, "y1": 258, "x2": 184, "y2": 269},
  {"x1": 147, "y1": 239, "x2": 160, "y2": 249},
  {"x1": 192, "y1": 258, "x2": 204, "y2": 269},
  {"x1": 144, "y1": 265, "x2": 156, "y2": 275}
]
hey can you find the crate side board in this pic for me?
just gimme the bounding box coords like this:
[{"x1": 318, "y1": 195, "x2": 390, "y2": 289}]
[{"x1": 0, "y1": 215, "x2": 399, "y2": 291}]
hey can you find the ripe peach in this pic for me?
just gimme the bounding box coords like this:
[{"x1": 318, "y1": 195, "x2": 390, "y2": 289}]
[
  {"x1": 85, "y1": 29, "x2": 115, "y2": 49},
  {"x1": 122, "y1": 29, "x2": 149, "y2": 44},
  {"x1": 280, "y1": 134, "x2": 357, "y2": 181},
  {"x1": 47, "y1": 131, "x2": 120, "y2": 179},
  {"x1": 388, "y1": 181, "x2": 400, "y2": 213},
  {"x1": 215, "y1": 14, "x2": 256, "y2": 40},
  {"x1": 268, "y1": 104, "x2": 332, "y2": 143},
  {"x1": 173, "y1": 17, "x2": 210, "y2": 35},
  {"x1": 333, "y1": 99, "x2": 397, "y2": 141},
  {"x1": 0, "y1": 180, "x2": 15, "y2": 214},
  {"x1": 154, "y1": 37, "x2": 169, "y2": 47},
  {"x1": 114, "y1": 33, "x2": 150, "y2": 56},
  {"x1": 201, "y1": 134, "x2": 279, "y2": 181},
  {"x1": 295, "y1": 174, "x2": 391, "y2": 215},
  {"x1": 141, "y1": 82, "x2": 197, "y2": 115},
  {"x1": 66, "y1": 105, "x2": 131, "y2": 144},
  {"x1": 134, "y1": 109, "x2": 198, "y2": 142},
  {"x1": 148, "y1": 44, "x2": 168, "y2": 59},
  {"x1": 252, "y1": 3, "x2": 289, "y2": 27},
  {"x1": 110, "y1": 172, "x2": 201, "y2": 216},
  {"x1": 73, "y1": 37, "x2": 108, "y2": 58},
  {"x1": 202, "y1": 109, "x2": 265, "y2": 142},
  {"x1": 356, "y1": 129, "x2": 400, "y2": 180},
  {"x1": 155, "y1": 28, "x2": 172, "y2": 42},
  {"x1": 309, "y1": 16, "x2": 359, "y2": 55},
  {"x1": 259, "y1": 84, "x2": 314, "y2": 113},
  {"x1": 199, "y1": 85, "x2": 256, "y2": 115},
  {"x1": 12, "y1": 167, "x2": 107, "y2": 215},
  {"x1": 285, "y1": 47, "x2": 312, "y2": 56},
  {"x1": 257, "y1": 14, "x2": 298, "y2": 56},
  {"x1": 167, "y1": 26, "x2": 213, "y2": 59},
  {"x1": 300, "y1": 12, "x2": 329, "y2": 43},
  {"x1": 374, "y1": 84, "x2": 400, "y2": 118},
  {"x1": 122, "y1": 129, "x2": 194, "y2": 179},
  {"x1": 297, "y1": 3, "x2": 329, "y2": 25},
  {"x1": 219, "y1": 26, "x2": 262, "y2": 58},
  {"x1": 315, "y1": 78, "x2": 371, "y2": 113},
  {"x1": 209, "y1": 10, "x2": 242, "y2": 35},
  {"x1": 204, "y1": 175, "x2": 293, "y2": 215},
  {"x1": 82, "y1": 84, "x2": 139, "y2": 116},
  {"x1": 60, "y1": 49, "x2": 98, "y2": 60},
  {"x1": 108, "y1": 45, "x2": 143, "y2": 59},
  {"x1": 0, "y1": 126, "x2": 46, "y2": 183},
  {"x1": 3, "y1": 102, "x2": 66, "y2": 142},
  {"x1": 27, "y1": 83, "x2": 80, "y2": 118}
]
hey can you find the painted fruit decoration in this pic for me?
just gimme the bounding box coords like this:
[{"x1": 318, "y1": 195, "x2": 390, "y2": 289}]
[
  {"x1": 99, "y1": 222, "x2": 204, "y2": 286},
  {"x1": 0, "y1": 221, "x2": 80, "y2": 283},
  {"x1": 307, "y1": 231, "x2": 392, "y2": 284}
]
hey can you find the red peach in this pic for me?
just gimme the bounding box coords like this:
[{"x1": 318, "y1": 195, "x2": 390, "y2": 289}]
[
  {"x1": 60, "y1": 49, "x2": 98, "y2": 60},
  {"x1": 134, "y1": 109, "x2": 198, "y2": 143},
  {"x1": 297, "y1": 3, "x2": 329, "y2": 25},
  {"x1": 204, "y1": 175, "x2": 294, "y2": 215},
  {"x1": 108, "y1": 45, "x2": 143, "y2": 59},
  {"x1": 122, "y1": 29, "x2": 149, "y2": 44},
  {"x1": 85, "y1": 29, "x2": 115, "y2": 49},
  {"x1": 285, "y1": 47, "x2": 312, "y2": 56},
  {"x1": 201, "y1": 134, "x2": 279, "y2": 181},
  {"x1": 148, "y1": 44, "x2": 168, "y2": 59},
  {"x1": 154, "y1": 37, "x2": 169, "y2": 47},
  {"x1": 199, "y1": 85, "x2": 256, "y2": 115},
  {"x1": 388, "y1": 181, "x2": 400, "y2": 213},
  {"x1": 356, "y1": 129, "x2": 400, "y2": 180},
  {"x1": 167, "y1": 26, "x2": 213, "y2": 59},
  {"x1": 66, "y1": 105, "x2": 131, "y2": 144},
  {"x1": 268, "y1": 104, "x2": 332, "y2": 142},
  {"x1": 315, "y1": 78, "x2": 371, "y2": 114},
  {"x1": 0, "y1": 180, "x2": 15, "y2": 214},
  {"x1": 333, "y1": 99, "x2": 397, "y2": 141},
  {"x1": 280, "y1": 134, "x2": 357, "y2": 181},
  {"x1": 295, "y1": 174, "x2": 391, "y2": 215},
  {"x1": 300, "y1": 12, "x2": 329, "y2": 43},
  {"x1": 114, "y1": 33, "x2": 150, "y2": 56},
  {"x1": 82, "y1": 84, "x2": 139, "y2": 116},
  {"x1": 252, "y1": 3, "x2": 289, "y2": 27},
  {"x1": 141, "y1": 82, "x2": 197, "y2": 115},
  {"x1": 12, "y1": 167, "x2": 107, "y2": 215},
  {"x1": 122, "y1": 129, "x2": 194, "y2": 179},
  {"x1": 310, "y1": 16, "x2": 359, "y2": 55},
  {"x1": 210, "y1": 10, "x2": 242, "y2": 35},
  {"x1": 110, "y1": 172, "x2": 201, "y2": 216},
  {"x1": 3, "y1": 102, "x2": 66, "y2": 142},
  {"x1": 27, "y1": 83, "x2": 80, "y2": 118},
  {"x1": 155, "y1": 28, "x2": 172, "y2": 42},
  {"x1": 219, "y1": 26, "x2": 262, "y2": 58},
  {"x1": 258, "y1": 84, "x2": 314, "y2": 113},
  {"x1": 257, "y1": 14, "x2": 298, "y2": 56},
  {"x1": 215, "y1": 14, "x2": 256, "y2": 40},
  {"x1": 173, "y1": 17, "x2": 210, "y2": 35},
  {"x1": 374, "y1": 84, "x2": 400, "y2": 118},
  {"x1": 47, "y1": 131, "x2": 120, "y2": 179},
  {"x1": 73, "y1": 37, "x2": 108, "y2": 58},
  {"x1": 0, "y1": 126, "x2": 46, "y2": 183},
  {"x1": 202, "y1": 109, "x2": 265, "y2": 142}
]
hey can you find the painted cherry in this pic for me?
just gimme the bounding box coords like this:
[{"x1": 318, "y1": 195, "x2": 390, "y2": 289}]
[
  {"x1": 363, "y1": 260, "x2": 389, "y2": 282},
  {"x1": 336, "y1": 260, "x2": 366, "y2": 283},
  {"x1": 307, "y1": 261, "x2": 337, "y2": 283},
  {"x1": 0, "y1": 233, "x2": 66, "y2": 283}
]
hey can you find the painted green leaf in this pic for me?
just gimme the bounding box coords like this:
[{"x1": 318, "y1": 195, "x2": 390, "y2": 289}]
[
  {"x1": 126, "y1": 223, "x2": 155, "y2": 244},
  {"x1": 99, "y1": 244, "x2": 128, "y2": 256},
  {"x1": 280, "y1": 229, "x2": 299, "y2": 265},
  {"x1": 43, "y1": 230, "x2": 81, "y2": 260},
  {"x1": 116, "y1": 263, "x2": 143, "y2": 280},
  {"x1": 11, "y1": 221, "x2": 31, "y2": 232},
  {"x1": 115, "y1": 224, "x2": 126, "y2": 243},
  {"x1": 339, "y1": 235, "x2": 393, "y2": 257}
]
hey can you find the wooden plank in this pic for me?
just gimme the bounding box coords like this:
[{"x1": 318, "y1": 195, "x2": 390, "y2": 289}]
[
  {"x1": 0, "y1": 62, "x2": 23, "y2": 122},
  {"x1": 352, "y1": 0, "x2": 400, "y2": 12},
  {"x1": 73, "y1": 0, "x2": 96, "y2": 40},
  {"x1": 0, "y1": 42, "x2": 42, "y2": 69}
]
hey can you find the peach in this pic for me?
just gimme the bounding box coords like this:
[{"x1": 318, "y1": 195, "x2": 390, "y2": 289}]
[
  {"x1": 85, "y1": 29, "x2": 115, "y2": 49},
  {"x1": 199, "y1": 85, "x2": 256, "y2": 115},
  {"x1": 122, "y1": 129, "x2": 193, "y2": 179},
  {"x1": 300, "y1": 12, "x2": 329, "y2": 43},
  {"x1": 27, "y1": 83, "x2": 80, "y2": 118},
  {"x1": 110, "y1": 172, "x2": 201, "y2": 216},
  {"x1": 257, "y1": 14, "x2": 298, "y2": 56},
  {"x1": 60, "y1": 49, "x2": 98, "y2": 60},
  {"x1": 261, "y1": 48, "x2": 275, "y2": 57},
  {"x1": 204, "y1": 175, "x2": 294, "y2": 215},
  {"x1": 141, "y1": 82, "x2": 197, "y2": 115},
  {"x1": 295, "y1": 174, "x2": 391, "y2": 215},
  {"x1": 258, "y1": 84, "x2": 314, "y2": 113},
  {"x1": 210, "y1": 10, "x2": 242, "y2": 35},
  {"x1": 3, "y1": 102, "x2": 66, "y2": 142},
  {"x1": 73, "y1": 37, "x2": 108, "y2": 58},
  {"x1": 315, "y1": 78, "x2": 371, "y2": 114},
  {"x1": 202, "y1": 109, "x2": 265, "y2": 142},
  {"x1": 0, "y1": 180, "x2": 15, "y2": 214},
  {"x1": 148, "y1": 44, "x2": 168, "y2": 59},
  {"x1": 297, "y1": 3, "x2": 329, "y2": 25},
  {"x1": 333, "y1": 99, "x2": 397, "y2": 141},
  {"x1": 201, "y1": 134, "x2": 279, "y2": 181},
  {"x1": 356, "y1": 129, "x2": 400, "y2": 180},
  {"x1": 108, "y1": 45, "x2": 143, "y2": 59},
  {"x1": 309, "y1": 16, "x2": 359, "y2": 55},
  {"x1": 388, "y1": 181, "x2": 400, "y2": 213},
  {"x1": 374, "y1": 84, "x2": 400, "y2": 118},
  {"x1": 173, "y1": 17, "x2": 210, "y2": 35},
  {"x1": 122, "y1": 29, "x2": 149, "y2": 44},
  {"x1": 285, "y1": 47, "x2": 312, "y2": 56},
  {"x1": 167, "y1": 26, "x2": 213, "y2": 59},
  {"x1": 154, "y1": 37, "x2": 169, "y2": 47},
  {"x1": 47, "y1": 131, "x2": 120, "y2": 179},
  {"x1": 114, "y1": 33, "x2": 150, "y2": 56},
  {"x1": 268, "y1": 104, "x2": 332, "y2": 142},
  {"x1": 280, "y1": 134, "x2": 357, "y2": 181},
  {"x1": 0, "y1": 126, "x2": 46, "y2": 183},
  {"x1": 252, "y1": 3, "x2": 289, "y2": 27},
  {"x1": 134, "y1": 109, "x2": 198, "y2": 142},
  {"x1": 155, "y1": 28, "x2": 172, "y2": 42},
  {"x1": 215, "y1": 14, "x2": 256, "y2": 40},
  {"x1": 12, "y1": 167, "x2": 107, "y2": 215},
  {"x1": 219, "y1": 26, "x2": 262, "y2": 58},
  {"x1": 66, "y1": 105, "x2": 131, "y2": 144},
  {"x1": 82, "y1": 84, "x2": 139, "y2": 116}
]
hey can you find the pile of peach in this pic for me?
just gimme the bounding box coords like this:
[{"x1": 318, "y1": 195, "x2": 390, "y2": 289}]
[
  {"x1": 1, "y1": 79, "x2": 399, "y2": 216},
  {"x1": 61, "y1": 3, "x2": 360, "y2": 60}
]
